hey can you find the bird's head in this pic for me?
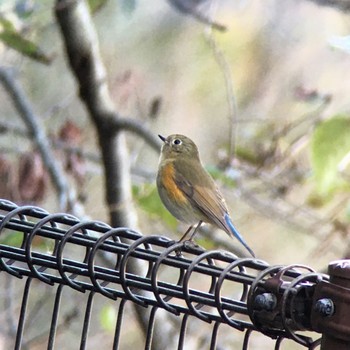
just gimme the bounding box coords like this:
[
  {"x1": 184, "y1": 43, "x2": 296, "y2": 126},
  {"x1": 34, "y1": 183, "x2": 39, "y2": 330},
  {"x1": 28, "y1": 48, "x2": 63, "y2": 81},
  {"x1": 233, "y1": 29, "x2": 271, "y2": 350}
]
[{"x1": 158, "y1": 134, "x2": 199, "y2": 161}]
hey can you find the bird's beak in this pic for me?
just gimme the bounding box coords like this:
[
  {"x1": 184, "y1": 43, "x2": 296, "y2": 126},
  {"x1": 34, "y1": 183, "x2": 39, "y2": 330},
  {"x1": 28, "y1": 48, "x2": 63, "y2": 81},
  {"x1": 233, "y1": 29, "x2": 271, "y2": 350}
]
[{"x1": 158, "y1": 134, "x2": 167, "y2": 143}]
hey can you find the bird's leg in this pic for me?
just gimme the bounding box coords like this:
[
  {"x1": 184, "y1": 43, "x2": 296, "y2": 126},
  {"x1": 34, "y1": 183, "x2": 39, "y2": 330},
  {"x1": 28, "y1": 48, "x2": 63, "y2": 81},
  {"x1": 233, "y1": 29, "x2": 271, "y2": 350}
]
[
  {"x1": 178, "y1": 225, "x2": 194, "y2": 243},
  {"x1": 175, "y1": 221, "x2": 203, "y2": 256},
  {"x1": 175, "y1": 226, "x2": 193, "y2": 257},
  {"x1": 188, "y1": 221, "x2": 203, "y2": 241}
]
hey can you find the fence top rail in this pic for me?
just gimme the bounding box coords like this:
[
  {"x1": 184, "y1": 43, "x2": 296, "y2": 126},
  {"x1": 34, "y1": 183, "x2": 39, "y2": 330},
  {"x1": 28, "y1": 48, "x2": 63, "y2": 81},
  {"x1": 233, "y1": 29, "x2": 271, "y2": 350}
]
[{"x1": 0, "y1": 199, "x2": 325, "y2": 348}]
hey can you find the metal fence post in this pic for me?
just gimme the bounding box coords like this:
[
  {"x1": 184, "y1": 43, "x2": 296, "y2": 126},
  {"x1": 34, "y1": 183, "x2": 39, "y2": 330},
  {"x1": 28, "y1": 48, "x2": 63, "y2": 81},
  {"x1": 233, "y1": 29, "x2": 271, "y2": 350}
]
[{"x1": 311, "y1": 259, "x2": 350, "y2": 350}]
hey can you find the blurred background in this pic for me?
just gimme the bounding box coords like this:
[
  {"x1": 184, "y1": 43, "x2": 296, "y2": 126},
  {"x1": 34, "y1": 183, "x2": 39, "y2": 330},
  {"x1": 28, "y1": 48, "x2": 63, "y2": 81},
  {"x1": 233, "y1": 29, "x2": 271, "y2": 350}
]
[{"x1": 0, "y1": 0, "x2": 350, "y2": 348}]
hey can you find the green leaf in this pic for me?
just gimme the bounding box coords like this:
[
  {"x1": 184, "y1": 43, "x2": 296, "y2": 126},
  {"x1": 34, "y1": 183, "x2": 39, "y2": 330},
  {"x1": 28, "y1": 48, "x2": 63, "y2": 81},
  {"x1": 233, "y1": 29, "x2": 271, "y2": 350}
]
[
  {"x1": 0, "y1": 17, "x2": 52, "y2": 64},
  {"x1": 88, "y1": 0, "x2": 108, "y2": 13},
  {"x1": 0, "y1": 231, "x2": 23, "y2": 247},
  {"x1": 133, "y1": 184, "x2": 178, "y2": 229},
  {"x1": 311, "y1": 116, "x2": 350, "y2": 196},
  {"x1": 99, "y1": 305, "x2": 117, "y2": 332}
]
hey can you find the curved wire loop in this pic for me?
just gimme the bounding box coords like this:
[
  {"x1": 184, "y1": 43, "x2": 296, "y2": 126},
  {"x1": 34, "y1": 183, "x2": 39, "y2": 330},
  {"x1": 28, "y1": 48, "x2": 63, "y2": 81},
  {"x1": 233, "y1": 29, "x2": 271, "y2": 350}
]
[
  {"x1": 215, "y1": 257, "x2": 253, "y2": 330},
  {"x1": 150, "y1": 240, "x2": 185, "y2": 315},
  {"x1": 0, "y1": 205, "x2": 49, "y2": 278},
  {"x1": 280, "y1": 272, "x2": 325, "y2": 347},
  {"x1": 183, "y1": 250, "x2": 231, "y2": 323},
  {"x1": 0, "y1": 201, "x2": 327, "y2": 349},
  {"x1": 56, "y1": 220, "x2": 111, "y2": 292},
  {"x1": 119, "y1": 234, "x2": 157, "y2": 306},
  {"x1": 88, "y1": 227, "x2": 125, "y2": 300},
  {"x1": 25, "y1": 213, "x2": 78, "y2": 285}
]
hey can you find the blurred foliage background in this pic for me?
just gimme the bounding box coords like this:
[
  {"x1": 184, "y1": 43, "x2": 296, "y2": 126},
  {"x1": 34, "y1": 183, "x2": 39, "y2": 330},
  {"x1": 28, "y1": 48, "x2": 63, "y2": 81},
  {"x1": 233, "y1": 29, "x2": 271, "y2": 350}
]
[{"x1": 1, "y1": 0, "x2": 350, "y2": 348}]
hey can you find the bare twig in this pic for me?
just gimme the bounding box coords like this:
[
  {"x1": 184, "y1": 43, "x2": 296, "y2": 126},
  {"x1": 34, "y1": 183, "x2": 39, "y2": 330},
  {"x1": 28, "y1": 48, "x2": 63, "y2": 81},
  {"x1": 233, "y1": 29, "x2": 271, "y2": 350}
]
[
  {"x1": 0, "y1": 121, "x2": 27, "y2": 137},
  {"x1": 205, "y1": 29, "x2": 239, "y2": 159},
  {"x1": 0, "y1": 67, "x2": 69, "y2": 210},
  {"x1": 167, "y1": 0, "x2": 227, "y2": 31},
  {"x1": 0, "y1": 113, "x2": 158, "y2": 162},
  {"x1": 110, "y1": 116, "x2": 161, "y2": 151},
  {"x1": 305, "y1": 0, "x2": 350, "y2": 12}
]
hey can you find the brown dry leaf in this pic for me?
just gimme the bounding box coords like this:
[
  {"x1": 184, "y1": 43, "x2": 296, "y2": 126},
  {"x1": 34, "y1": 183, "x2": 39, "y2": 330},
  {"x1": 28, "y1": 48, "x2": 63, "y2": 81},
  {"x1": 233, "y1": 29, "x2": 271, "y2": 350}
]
[
  {"x1": 0, "y1": 155, "x2": 16, "y2": 201},
  {"x1": 58, "y1": 120, "x2": 86, "y2": 187},
  {"x1": 18, "y1": 150, "x2": 48, "y2": 203},
  {"x1": 148, "y1": 96, "x2": 162, "y2": 119},
  {"x1": 67, "y1": 153, "x2": 86, "y2": 187},
  {"x1": 59, "y1": 120, "x2": 82, "y2": 145},
  {"x1": 110, "y1": 69, "x2": 147, "y2": 114}
]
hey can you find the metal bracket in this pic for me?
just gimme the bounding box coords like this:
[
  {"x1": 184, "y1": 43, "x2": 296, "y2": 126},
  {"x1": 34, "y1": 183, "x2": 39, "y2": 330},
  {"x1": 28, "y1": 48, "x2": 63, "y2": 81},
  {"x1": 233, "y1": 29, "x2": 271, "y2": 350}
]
[{"x1": 310, "y1": 260, "x2": 350, "y2": 349}]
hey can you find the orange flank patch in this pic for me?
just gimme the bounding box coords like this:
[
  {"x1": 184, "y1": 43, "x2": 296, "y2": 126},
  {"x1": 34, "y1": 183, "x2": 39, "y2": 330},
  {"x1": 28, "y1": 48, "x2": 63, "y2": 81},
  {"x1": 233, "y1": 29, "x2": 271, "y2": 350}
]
[{"x1": 161, "y1": 163, "x2": 187, "y2": 205}]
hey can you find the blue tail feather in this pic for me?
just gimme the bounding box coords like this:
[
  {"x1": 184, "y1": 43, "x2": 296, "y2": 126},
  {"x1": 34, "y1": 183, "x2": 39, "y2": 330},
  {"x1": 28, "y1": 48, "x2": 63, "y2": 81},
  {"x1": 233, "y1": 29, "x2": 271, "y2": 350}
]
[{"x1": 224, "y1": 214, "x2": 255, "y2": 258}]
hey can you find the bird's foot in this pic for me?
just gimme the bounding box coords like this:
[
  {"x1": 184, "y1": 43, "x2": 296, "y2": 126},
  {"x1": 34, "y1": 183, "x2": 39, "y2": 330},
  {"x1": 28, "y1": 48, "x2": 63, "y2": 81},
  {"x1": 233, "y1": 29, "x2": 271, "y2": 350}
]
[
  {"x1": 183, "y1": 239, "x2": 199, "y2": 249},
  {"x1": 175, "y1": 248, "x2": 183, "y2": 258},
  {"x1": 174, "y1": 239, "x2": 199, "y2": 257}
]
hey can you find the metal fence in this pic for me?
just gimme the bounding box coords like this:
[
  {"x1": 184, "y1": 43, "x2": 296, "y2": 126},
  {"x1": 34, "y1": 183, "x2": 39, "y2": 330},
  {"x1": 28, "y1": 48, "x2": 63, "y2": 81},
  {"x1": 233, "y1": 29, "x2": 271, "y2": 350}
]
[{"x1": 0, "y1": 199, "x2": 349, "y2": 349}]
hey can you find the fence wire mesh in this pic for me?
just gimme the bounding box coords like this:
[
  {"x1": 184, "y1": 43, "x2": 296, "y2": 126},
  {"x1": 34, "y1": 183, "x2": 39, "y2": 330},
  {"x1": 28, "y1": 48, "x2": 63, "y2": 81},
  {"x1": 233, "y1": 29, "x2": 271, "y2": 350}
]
[{"x1": 0, "y1": 199, "x2": 328, "y2": 349}]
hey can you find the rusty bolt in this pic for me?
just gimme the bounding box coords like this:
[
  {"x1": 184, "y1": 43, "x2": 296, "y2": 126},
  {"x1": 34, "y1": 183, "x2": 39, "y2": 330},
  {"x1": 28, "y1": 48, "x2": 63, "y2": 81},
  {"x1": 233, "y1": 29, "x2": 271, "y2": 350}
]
[
  {"x1": 314, "y1": 298, "x2": 334, "y2": 317},
  {"x1": 254, "y1": 293, "x2": 277, "y2": 311}
]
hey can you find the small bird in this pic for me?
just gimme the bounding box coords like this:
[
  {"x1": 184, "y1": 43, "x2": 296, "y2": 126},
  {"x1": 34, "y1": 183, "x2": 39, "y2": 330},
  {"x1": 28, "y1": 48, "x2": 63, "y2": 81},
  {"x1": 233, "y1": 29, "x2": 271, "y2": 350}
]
[{"x1": 157, "y1": 134, "x2": 255, "y2": 257}]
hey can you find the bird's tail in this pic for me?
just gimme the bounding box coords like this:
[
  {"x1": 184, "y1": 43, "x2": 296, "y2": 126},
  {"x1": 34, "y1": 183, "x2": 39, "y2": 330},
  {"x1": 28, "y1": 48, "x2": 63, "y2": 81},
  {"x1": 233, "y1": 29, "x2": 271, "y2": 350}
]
[{"x1": 224, "y1": 214, "x2": 256, "y2": 258}]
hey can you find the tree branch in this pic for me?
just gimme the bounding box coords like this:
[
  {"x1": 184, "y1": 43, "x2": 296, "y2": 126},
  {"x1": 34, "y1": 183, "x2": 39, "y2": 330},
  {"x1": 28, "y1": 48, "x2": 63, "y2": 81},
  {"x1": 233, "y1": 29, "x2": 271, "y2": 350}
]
[
  {"x1": 0, "y1": 67, "x2": 69, "y2": 210},
  {"x1": 54, "y1": 1, "x2": 172, "y2": 348},
  {"x1": 110, "y1": 116, "x2": 161, "y2": 151},
  {"x1": 55, "y1": 0, "x2": 135, "y2": 227}
]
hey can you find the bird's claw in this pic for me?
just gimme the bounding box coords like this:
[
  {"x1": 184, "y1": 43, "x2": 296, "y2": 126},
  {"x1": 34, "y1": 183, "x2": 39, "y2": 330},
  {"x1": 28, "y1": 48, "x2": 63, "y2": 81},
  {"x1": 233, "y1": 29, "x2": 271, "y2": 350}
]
[
  {"x1": 174, "y1": 239, "x2": 199, "y2": 257},
  {"x1": 175, "y1": 248, "x2": 183, "y2": 258},
  {"x1": 183, "y1": 239, "x2": 199, "y2": 249}
]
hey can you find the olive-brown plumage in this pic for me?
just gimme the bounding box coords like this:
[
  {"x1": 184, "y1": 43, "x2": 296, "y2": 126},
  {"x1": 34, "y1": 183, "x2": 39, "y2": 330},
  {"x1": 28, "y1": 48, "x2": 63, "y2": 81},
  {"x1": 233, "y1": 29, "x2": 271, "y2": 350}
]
[{"x1": 157, "y1": 134, "x2": 255, "y2": 257}]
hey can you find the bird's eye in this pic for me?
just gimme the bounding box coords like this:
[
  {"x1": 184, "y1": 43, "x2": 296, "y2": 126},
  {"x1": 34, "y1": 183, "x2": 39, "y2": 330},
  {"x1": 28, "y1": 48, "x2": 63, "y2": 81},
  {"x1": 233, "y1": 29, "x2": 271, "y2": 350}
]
[{"x1": 173, "y1": 139, "x2": 182, "y2": 146}]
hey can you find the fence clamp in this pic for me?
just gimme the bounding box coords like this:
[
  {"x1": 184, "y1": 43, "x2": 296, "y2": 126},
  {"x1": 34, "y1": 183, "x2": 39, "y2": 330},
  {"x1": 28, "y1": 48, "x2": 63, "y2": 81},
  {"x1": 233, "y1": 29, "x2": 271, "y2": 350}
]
[{"x1": 311, "y1": 259, "x2": 350, "y2": 349}]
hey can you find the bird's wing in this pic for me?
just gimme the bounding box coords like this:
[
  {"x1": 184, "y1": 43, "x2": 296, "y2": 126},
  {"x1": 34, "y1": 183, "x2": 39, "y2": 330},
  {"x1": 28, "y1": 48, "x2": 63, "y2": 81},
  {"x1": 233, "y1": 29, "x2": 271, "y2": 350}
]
[
  {"x1": 173, "y1": 163, "x2": 256, "y2": 257},
  {"x1": 191, "y1": 184, "x2": 230, "y2": 230},
  {"x1": 173, "y1": 165, "x2": 229, "y2": 231}
]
